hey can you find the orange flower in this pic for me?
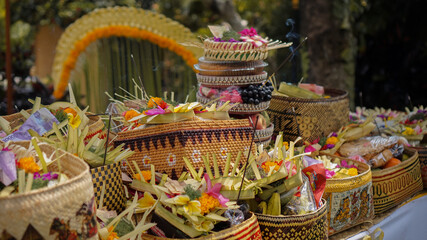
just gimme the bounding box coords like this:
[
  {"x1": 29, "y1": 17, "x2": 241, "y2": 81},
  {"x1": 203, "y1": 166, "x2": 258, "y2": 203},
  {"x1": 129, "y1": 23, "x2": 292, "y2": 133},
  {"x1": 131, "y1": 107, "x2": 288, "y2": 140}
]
[
  {"x1": 124, "y1": 109, "x2": 141, "y2": 121},
  {"x1": 64, "y1": 107, "x2": 78, "y2": 117},
  {"x1": 147, "y1": 97, "x2": 168, "y2": 109},
  {"x1": 133, "y1": 170, "x2": 152, "y2": 182},
  {"x1": 198, "y1": 193, "x2": 221, "y2": 215},
  {"x1": 18, "y1": 157, "x2": 40, "y2": 173}
]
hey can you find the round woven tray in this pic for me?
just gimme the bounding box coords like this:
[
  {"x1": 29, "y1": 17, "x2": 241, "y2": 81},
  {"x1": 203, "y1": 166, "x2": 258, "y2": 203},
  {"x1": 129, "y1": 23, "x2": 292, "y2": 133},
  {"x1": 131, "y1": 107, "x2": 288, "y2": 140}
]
[
  {"x1": 197, "y1": 93, "x2": 270, "y2": 114},
  {"x1": 254, "y1": 123, "x2": 274, "y2": 141},
  {"x1": 196, "y1": 72, "x2": 267, "y2": 87},
  {"x1": 203, "y1": 39, "x2": 268, "y2": 61}
]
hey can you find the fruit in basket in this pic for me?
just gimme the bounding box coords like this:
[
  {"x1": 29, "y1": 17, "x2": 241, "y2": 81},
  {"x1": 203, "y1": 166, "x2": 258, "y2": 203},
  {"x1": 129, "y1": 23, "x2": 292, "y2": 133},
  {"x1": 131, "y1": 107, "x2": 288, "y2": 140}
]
[
  {"x1": 249, "y1": 114, "x2": 267, "y2": 130},
  {"x1": 384, "y1": 158, "x2": 401, "y2": 169}
]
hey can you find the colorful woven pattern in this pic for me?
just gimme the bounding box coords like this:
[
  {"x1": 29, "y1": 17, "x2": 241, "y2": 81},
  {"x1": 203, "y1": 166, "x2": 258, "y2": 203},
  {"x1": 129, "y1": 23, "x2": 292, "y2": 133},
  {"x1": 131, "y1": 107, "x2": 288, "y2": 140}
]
[
  {"x1": 372, "y1": 147, "x2": 423, "y2": 214},
  {"x1": 267, "y1": 89, "x2": 349, "y2": 143},
  {"x1": 255, "y1": 199, "x2": 328, "y2": 240},
  {"x1": 411, "y1": 146, "x2": 427, "y2": 188},
  {"x1": 114, "y1": 120, "x2": 253, "y2": 179},
  {"x1": 322, "y1": 156, "x2": 374, "y2": 236},
  {"x1": 90, "y1": 161, "x2": 126, "y2": 213}
]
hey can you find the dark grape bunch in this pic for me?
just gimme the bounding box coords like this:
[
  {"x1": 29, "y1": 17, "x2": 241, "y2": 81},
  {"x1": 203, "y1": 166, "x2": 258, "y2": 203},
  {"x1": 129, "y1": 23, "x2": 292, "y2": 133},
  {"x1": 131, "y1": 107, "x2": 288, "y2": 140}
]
[{"x1": 240, "y1": 81, "x2": 274, "y2": 105}]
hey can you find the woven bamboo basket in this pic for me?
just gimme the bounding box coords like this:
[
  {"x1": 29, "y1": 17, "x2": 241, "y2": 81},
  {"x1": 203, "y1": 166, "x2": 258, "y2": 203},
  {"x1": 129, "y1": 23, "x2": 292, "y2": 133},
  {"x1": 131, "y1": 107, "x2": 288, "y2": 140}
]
[
  {"x1": 0, "y1": 110, "x2": 105, "y2": 142},
  {"x1": 113, "y1": 119, "x2": 253, "y2": 179},
  {"x1": 197, "y1": 93, "x2": 270, "y2": 114},
  {"x1": 203, "y1": 39, "x2": 268, "y2": 61},
  {"x1": 90, "y1": 161, "x2": 126, "y2": 213},
  {"x1": 141, "y1": 212, "x2": 262, "y2": 240},
  {"x1": 254, "y1": 123, "x2": 274, "y2": 142},
  {"x1": 371, "y1": 147, "x2": 423, "y2": 214},
  {"x1": 0, "y1": 142, "x2": 97, "y2": 240},
  {"x1": 254, "y1": 199, "x2": 328, "y2": 240},
  {"x1": 321, "y1": 156, "x2": 374, "y2": 236},
  {"x1": 267, "y1": 89, "x2": 349, "y2": 143},
  {"x1": 196, "y1": 72, "x2": 267, "y2": 87},
  {"x1": 411, "y1": 146, "x2": 427, "y2": 188}
]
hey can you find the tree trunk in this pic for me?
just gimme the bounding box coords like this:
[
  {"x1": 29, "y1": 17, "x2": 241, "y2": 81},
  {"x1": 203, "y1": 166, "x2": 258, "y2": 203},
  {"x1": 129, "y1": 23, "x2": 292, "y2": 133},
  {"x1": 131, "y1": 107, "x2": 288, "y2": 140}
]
[
  {"x1": 203, "y1": 0, "x2": 245, "y2": 31},
  {"x1": 300, "y1": 0, "x2": 356, "y2": 108}
]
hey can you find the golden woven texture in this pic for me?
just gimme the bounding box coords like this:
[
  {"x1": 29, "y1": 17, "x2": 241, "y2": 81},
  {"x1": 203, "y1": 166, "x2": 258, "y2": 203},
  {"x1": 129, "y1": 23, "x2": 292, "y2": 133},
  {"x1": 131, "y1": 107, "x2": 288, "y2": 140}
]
[
  {"x1": 411, "y1": 146, "x2": 427, "y2": 188},
  {"x1": 90, "y1": 161, "x2": 126, "y2": 213},
  {"x1": 141, "y1": 213, "x2": 262, "y2": 240},
  {"x1": 320, "y1": 155, "x2": 374, "y2": 236},
  {"x1": 202, "y1": 39, "x2": 291, "y2": 61},
  {"x1": 372, "y1": 147, "x2": 423, "y2": 214},
  {"x1": 114, "y1": 119, "x2": 253, "y2": 179},
  {"x1": 254, "y1": 199, "x2": 328, "y2": 240},
  {"x1": 196, "y1": 72, "x2": 267, "y2": 87},
  {"x1": 267, "y1": 89, "x2": 349, "y2": 143},
  {"x1": 197, "y1": 93, "x2": 270, "y2": 114},
  {"x1": 51, "y1": 6, "x2": 203, "y2": 91},
  {"x1": 0, "y1": 142, "x2": 97, "y2": 240}
]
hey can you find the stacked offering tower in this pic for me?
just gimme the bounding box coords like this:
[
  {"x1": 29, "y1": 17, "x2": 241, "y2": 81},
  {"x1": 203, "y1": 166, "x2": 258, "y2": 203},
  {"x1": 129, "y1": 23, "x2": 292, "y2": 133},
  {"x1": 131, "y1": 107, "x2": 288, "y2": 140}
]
[{"x1": 194, "y1": 26, "x2": 291, "y2": 146}]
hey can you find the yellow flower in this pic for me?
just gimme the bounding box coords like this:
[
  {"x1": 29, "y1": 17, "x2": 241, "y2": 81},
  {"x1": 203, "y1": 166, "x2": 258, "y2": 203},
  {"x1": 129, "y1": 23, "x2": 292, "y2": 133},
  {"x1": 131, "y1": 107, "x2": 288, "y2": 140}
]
[
  {"x1": 18, "y1": 157, "x2": 40, "y2": 173},
  {"x1": 402, "y1": 127, "x2": 415, "y2": 136},
  {"x1": 348, "y1": 168, "x2": 358, "y2": 176},
  {"x1": 193, "y1": 220, "x2": 214, "y2": 232},
  {"x1": 107, "y1": 227, "x2": 119, "y2": 240},
  {"x1": 261, "y1": 161, "x2": 281, "y2": 173},
  {"x1": 138, "y1": 192, "x2": 156, "y2": 209},
  {"x1": 326, "y1": 136, "x2": 338, "y2": 145},
  {"x1": 165, "y1": 195, "x2": 201, "y2": 215},
  {"x1": 198, "y1": 193, "x2": 221, "y2": 215},
  {"x1": 67, "y1": 113, "x2": 81, "y2": 129},
  {"x1": 283, "y1": 142, "x2": 289, "y2": 150}
]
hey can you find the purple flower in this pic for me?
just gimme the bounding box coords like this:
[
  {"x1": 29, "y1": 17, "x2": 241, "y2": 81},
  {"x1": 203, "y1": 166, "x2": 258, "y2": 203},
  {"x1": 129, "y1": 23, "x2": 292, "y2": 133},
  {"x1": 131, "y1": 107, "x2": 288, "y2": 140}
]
[
  {"x1": 33, "y1": 172, "x2": 41, "y2": 179},
  {"x1": 326, "y1": 144, "x2": 335, "y2": 149},
  {"x1": 331, "y1": 132, "x2": 338, "y2": 137},
  {"x1": 304, "y1": 145, "x2": 317, "y2": 153},
  {"x1": 34, "y1": 172, "x2": 59, "y2": 181},
  {"x1": 338, "y1": 160, "x2": 357, "y2": 169}
]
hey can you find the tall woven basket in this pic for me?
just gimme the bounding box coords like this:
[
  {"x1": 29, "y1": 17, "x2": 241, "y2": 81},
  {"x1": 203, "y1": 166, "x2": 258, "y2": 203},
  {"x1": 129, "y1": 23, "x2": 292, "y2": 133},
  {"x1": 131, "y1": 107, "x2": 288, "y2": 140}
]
[
  {"x1": 254, "y1": 199, "x2": 328, "y2": 240},
  {"x1": 114, "y1": 119, "x2": 253, "y2": 179},
  {"x1": 322, "y1": 156, "x2": 374, "y2": 236},
  {"x1": 267, "y1": 89, "x2": 349, "y2": 143},
  {"x1": 141, "y1": 212, "x2": 262, "y2": 240},
  {"x1": 411, "y1": 146, "x2": 427, "y2": 188},
  {"x1": 90, "y1": 161, "x2": 126, "y2": 213},
  {"x1": 372, "y1": 147, "x2": 423, "y2": 214},
  {"x1": 0, "y1": 142, "x2": 97, "y2": 240}
]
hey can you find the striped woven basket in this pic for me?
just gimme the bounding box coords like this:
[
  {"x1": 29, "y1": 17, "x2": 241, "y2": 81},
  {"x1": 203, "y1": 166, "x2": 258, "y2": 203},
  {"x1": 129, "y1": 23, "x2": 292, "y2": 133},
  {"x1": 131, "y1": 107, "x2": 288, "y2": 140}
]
[
  {"x1": 0, "y1": 110, "x2": 105, "y2": 142},
  {"x1": 372, "y1": 147, "x2": 423, "y2": 214},
  {"x1": 267, "y1": 89, "x2": 349, "y2": 143},
  {"x1": 141, "y1": 213, "x2": 262, "y2": 240},
  {"x1": 113, "y1": 119, "x2": 253, "y2": 179},
  {"x1": 410, "y1": 146, "x2": 427, "y2": 189},
  {"x1": 90, "y1": 161, "x2": 126, "y2": 213},
  {"x1": 321, "y1": 155, "x2": 374, "y2": 236},
  {"x1": 197, "y1": 93, "x2": 270, "y2": 114},
  {"x1": 0, "y1": 142, "x2": 97, "y2": 240},
  {"x1": 254, "y1": 199, "x2": 328, "y2": 240}
]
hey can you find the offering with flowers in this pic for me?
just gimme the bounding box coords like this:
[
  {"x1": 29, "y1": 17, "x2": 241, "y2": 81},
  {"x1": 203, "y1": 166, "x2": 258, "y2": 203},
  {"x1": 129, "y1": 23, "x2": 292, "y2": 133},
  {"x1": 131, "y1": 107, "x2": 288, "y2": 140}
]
[
  {"x1": 126, "y1": 161, "x2": 240, "y2": 238},
  {"x1": 0, "y1": 140, "x2": 68, "y2": 195}
]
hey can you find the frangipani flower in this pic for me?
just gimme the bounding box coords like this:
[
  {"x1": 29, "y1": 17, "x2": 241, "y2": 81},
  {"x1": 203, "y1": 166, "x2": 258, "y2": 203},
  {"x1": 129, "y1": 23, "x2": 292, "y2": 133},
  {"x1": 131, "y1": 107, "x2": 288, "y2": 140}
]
[
  {"x1": 193, "y1": 220, "x2": 214, "y2": 232},
  {"x1": 138, "y1": 192, "x2": 156, "y2": 209},
  {"x1": 67, "y1": 112, "x2": 81, "y2": 129},
  {"x1": 165, "y1": 195, "x2": 201, "y2": 215}
]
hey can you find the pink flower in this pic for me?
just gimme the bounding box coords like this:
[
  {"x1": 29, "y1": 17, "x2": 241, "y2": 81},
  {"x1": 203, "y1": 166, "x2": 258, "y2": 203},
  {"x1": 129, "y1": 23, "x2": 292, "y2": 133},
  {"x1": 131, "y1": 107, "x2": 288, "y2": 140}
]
[
  {"x1": 325, "y1": 169, "x2": 336, "y2": 179},
  {"x1": 304, "y1": 145, "x2": 317, "y2": 153},
  {"x1": 338, "y1": 160, "x2": 357, "y2": 169},
  {"x1": 204, "y1": 174, "x2": 229, "y2": 207},
  {"x1": 143, "y1": 106, "x2": 166, "y2": 116},
  {"x1": 239, "y1": 27, "x2": 258, "y2": 37}
]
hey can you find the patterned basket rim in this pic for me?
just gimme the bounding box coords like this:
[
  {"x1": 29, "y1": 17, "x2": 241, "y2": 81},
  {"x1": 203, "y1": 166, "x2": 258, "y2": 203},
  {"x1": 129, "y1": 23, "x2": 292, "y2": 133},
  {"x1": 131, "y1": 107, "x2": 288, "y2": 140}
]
[
  {"x1": 115, "y1": 119, "x2": 251, "y2": 141},
  {"x1": 0, "y1": 142, "x2": 89, "y2": 200},
  {"x1": 197, "y1": 93, "x2": 270, "y2": 114},
  {"x1": 372, "y1": 147, "x2": 418, "y2": 177},
  {"x1": 272, "y1": 88, "x2": 348, "y2": 103},
  {"x1": 255, "y1": 198, "x2": 327, "y2": 220},
  {"x1": 255, "y1": 123, "x2": 274, "y2": 141},
  {"x1": 196, "y1": 72, "x2": 267, "y2": 87}
]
